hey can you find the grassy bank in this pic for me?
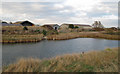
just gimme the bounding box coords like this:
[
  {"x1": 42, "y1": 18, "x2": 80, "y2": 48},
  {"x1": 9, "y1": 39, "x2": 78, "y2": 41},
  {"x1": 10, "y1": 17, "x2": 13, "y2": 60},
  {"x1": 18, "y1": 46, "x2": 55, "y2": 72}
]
[
  {"x1": 47, "y1": 32, "x2": 120, "y2": 40},
  {"x1": 2, "y1": 34, "x2": 44, "y2": 43},
  {"x1": 2, "y1": 32, "x2": 120, "y2": 43},
  {"x1": 3, "y1": 48, "x2": 118, "y2": 72}
]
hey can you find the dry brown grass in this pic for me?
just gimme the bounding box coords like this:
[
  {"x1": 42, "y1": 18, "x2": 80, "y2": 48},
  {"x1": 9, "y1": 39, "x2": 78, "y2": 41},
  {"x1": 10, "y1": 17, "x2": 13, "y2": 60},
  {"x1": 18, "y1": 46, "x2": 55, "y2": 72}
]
[
  {"x1": 2, "y1": 32, "x2": 119, "y2": 43},
  {"x1": 2, "y1": 26, "x2": 120, "y2": 43},
  {"x1": 2, "y1": 26, "x2": 46, "y2": 43},
  {"x1": 3, "y1": 48, "x2": 118, "y2": 72},
  {"x1": 2, "y1": 26, "x2": 47, "y2": 31},
  {"x1": 47, "y1": 32, "x2": 120, "y2": 40},
  {"x1": 2, "y1": 34, "x2": 43, "y2": 43}
]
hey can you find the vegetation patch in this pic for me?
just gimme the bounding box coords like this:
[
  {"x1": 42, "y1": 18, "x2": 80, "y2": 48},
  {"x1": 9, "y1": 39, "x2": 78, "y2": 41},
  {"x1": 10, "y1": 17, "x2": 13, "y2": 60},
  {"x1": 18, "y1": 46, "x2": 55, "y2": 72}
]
[{"x1": 3, "y1": 48, "x2": 118, "y2": 72}]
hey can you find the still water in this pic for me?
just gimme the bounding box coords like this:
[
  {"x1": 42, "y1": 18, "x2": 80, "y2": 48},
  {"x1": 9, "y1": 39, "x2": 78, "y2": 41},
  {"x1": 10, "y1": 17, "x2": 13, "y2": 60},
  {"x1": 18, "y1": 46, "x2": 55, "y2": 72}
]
[{"x1": 2, "y1": 38, "x2": 119, "y2": 65}]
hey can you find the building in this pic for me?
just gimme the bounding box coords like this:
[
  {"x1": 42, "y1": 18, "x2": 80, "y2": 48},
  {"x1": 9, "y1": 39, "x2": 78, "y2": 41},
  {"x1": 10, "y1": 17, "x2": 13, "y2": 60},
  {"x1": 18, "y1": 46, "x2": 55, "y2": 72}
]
[
  {"x1": 1, "y1": 21, "x2": 22, "y2": 26},
  {"x1": 1, "y1": 20, "x2": 35, "y2": 26},
  {"x1": 60, "y1": 23, "x2": 69, "y2": 29},
  {"x1": 60, "y1": 24, "x2": 92, "y2": 29},
  {"x1": 74, "y1": 24, "x2": 92, "y2": 29},
  {"x1": 13, "y1": 21, "x2": 35, "y2": 26},
  {"x1": 43, "y1": 24, "x2": 60, "y2": 30}
]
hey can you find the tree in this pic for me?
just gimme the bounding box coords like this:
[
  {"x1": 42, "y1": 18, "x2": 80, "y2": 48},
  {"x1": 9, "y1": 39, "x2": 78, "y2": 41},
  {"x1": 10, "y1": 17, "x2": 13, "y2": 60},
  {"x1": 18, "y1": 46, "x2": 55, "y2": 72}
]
[
  {"x1": 9, "y1": 22, "x2": 12, "y2": 24},
  {"x1": 74, "y1": 26, "x2": 79, "y2": 29},
  {"x1": 69, "y1": 24, "x2": 74, "y2": 29},
  {"x1": 92, "y1": 21, "x2": 104, "y2": 28},
  {"x1": 23, "y1": 26, "x2": 28, "y2": 30},
  {"x1": 42, "y1": 30, "x2": 47, "y2": 36}
]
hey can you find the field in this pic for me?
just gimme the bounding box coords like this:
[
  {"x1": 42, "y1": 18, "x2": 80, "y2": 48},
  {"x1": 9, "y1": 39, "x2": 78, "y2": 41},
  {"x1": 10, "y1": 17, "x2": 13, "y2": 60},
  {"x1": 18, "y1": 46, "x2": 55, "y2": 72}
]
[{"x1": 3, "y1": 48, "x2": 118, "y2": 72}]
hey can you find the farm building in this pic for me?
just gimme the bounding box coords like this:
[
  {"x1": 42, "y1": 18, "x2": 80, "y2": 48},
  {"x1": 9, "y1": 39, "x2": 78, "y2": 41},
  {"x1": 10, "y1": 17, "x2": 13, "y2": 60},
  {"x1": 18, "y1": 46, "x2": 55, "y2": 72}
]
[
  {"x1": 13, "y1": 21, "x2": 35, "y2": 26},
  {"x1": 1, "y1": 20, "x2": 35, "y2": 26},
  {"x1": 61, "y1": 24, "x2": 93, "y2": 29},
  {"x1": 1, "y1": 21, "x2": 22, "y2": 26},
  {"x1": 43, "y1": 24, "x2": 60, "y2": 30},
  {"x1": 74, "y1": 24, "x2": 92, "y2": 29}
]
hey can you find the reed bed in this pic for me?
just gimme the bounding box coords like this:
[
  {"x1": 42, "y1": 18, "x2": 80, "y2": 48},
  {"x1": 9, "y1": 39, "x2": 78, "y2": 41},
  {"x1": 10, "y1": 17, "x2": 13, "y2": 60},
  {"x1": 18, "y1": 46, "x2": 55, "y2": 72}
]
[
  {"x1": 47, "y1": 32, "x2": 120, "y2": 40},
  {"x1": 2, "y1": 34, "x2": 44, "y2": 43},
  {"x1": 3, "y1": 48, "x2": 118, "y2": 72},
  {"x1": 2, "y1": 32, "x2": 120, "y2": 43}
]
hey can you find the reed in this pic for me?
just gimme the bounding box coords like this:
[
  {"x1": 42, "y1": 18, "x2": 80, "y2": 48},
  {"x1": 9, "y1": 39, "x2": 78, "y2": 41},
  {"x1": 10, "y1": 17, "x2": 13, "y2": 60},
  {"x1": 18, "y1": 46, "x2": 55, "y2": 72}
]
[
  {"x1": 2, "y1": 34, "x2": 44, "y2": 43},
  {"x1": 47, "y1": 32, "x2": 120, "y2": 40},
  {"x1": 3, "y1": 48, "x2": 118, "y2": 72},
  {"x1": 2, "y1": 32, "x2": 120, "y2": 43}
]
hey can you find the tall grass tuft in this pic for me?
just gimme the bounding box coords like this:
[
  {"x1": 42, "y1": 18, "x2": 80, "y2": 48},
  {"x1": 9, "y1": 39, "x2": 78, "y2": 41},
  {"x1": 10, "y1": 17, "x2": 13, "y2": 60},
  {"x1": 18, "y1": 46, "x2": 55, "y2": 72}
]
[
  {"x1": 3, "y1": 48, "x2": 118, "y2": 72},
  {"x1": 46, "y1": 32, "x2": 120, "y2": 40}
]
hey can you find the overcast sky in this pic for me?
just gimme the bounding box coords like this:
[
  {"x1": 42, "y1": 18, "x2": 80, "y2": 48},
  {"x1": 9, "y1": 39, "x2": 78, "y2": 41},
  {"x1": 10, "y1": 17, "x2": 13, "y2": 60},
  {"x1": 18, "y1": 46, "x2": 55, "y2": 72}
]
[{"x1": 0, "y1": 0, "x2": 119, "y2": 27}]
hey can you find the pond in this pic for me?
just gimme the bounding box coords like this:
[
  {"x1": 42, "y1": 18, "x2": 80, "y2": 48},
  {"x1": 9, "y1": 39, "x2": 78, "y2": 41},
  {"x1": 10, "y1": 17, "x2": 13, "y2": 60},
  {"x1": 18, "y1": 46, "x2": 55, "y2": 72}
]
[{"x1": 2, "y1": 38, "x2": 119, "y2": 65}]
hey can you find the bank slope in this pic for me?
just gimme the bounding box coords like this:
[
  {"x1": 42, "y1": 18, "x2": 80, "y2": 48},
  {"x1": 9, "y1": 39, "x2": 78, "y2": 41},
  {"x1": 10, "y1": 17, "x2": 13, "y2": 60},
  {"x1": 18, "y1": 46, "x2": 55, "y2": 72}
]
[{"x1": 3, "y1": 48, "x2": 118, "y2": 72}]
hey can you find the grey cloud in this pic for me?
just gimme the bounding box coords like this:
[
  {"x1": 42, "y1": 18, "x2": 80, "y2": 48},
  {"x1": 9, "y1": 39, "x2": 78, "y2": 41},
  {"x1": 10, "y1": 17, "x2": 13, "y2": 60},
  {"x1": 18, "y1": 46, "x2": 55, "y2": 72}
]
[
  {"x1": 2, "y1": 2, "x2": 75, "y2": 22},
  {"x1": 1, "y1": 1, "x2": 118, "y2": 27},
  {"x1": 86, "y1": 2, "x2": 117, "y2": 17}
]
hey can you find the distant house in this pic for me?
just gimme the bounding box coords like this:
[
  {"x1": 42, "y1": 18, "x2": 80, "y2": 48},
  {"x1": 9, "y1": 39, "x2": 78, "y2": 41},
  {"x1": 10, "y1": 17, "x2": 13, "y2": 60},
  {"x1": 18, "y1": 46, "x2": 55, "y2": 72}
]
[
  {"x1": 61, "y1": 24, "x2": 92, "y2": 29},
  {"x1": 43, "y1": 24, "x2": 60, "y2": 30},
  {"x1": 1, "y1": 21, "x2": 22, "y2": 26},
  {"x1": 1, "y1": 20, "x2": 35, "y2": 26},
  {"x1": 110, "y1": 27, "x2": 118, "y2": 31},
  {"x1": 13, "y1": 21, "x2": 35, "y2": 26},
  {"x1": 60, "y1": 24, "x2": 69, "y2": 29},
  {"x1": 74, "y1": 24, "x2": 92, "y2": 29}
]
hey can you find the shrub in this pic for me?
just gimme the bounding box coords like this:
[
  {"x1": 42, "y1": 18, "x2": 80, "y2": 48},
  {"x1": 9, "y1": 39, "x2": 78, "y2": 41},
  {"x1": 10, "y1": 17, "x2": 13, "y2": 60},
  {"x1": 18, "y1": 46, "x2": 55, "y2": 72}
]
[
  {"x1": 93, "y1": 28, "x2": 104, "y2": 31},
  {"x1": 69, "y1": 24, "x2": 74, "y2": 29},
  {"x1": 47, "y1": 30, "x2": 59, "y2": 35},
  {"x1": 34, "y1": 30, "x2": 40, "y2": 33},
  {"x1": 42, "y1": 30, "x2": 47, "y2": 36},
  {"x1": 55, "y1": 30, "x2": 59, "y2": 35},
  {"x1": 74, "y1": 26, "x2": 79, "y2": 29},
  {"x1": 105, "y1": 29, "x2": 114, "y2": 35},
  {"x1": 105, "y1": 48, "x2": 112, "y2": 51},
  {"x1": 23, "y1": 26, "x2": 28, "y2": 30}
]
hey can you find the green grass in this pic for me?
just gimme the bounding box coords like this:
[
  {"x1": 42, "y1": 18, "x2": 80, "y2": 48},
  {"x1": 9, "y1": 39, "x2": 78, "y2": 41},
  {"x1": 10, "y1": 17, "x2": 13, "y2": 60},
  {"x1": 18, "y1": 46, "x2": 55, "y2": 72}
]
[{"x1": 3, "y1": 48, "x2": 118, "y2": 72}]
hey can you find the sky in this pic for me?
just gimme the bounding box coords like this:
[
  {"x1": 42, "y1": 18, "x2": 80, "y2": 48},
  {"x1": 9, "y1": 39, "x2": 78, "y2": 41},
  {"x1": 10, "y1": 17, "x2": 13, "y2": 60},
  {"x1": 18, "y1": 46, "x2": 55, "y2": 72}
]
[{"x1": 0, "y1": 0, "x2": 119, "y2": 27}]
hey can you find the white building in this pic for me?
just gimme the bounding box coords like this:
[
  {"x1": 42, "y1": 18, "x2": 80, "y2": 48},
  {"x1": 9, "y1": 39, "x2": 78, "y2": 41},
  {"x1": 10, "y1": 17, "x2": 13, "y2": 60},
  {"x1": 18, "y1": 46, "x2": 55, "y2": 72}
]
[
  {"x1": 60, "y1": 24, "x2": 93, "y2": 29},
  {"x1": 43, "y1": 24, "x2": 60, "y2": 30}
]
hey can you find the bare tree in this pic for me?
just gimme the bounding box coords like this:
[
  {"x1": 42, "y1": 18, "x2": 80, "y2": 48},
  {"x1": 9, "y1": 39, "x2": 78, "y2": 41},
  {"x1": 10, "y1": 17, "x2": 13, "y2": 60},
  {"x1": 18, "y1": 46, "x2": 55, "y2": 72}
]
[{"x1": 92, "y1": 21, "x2": 104, "y2": 28}]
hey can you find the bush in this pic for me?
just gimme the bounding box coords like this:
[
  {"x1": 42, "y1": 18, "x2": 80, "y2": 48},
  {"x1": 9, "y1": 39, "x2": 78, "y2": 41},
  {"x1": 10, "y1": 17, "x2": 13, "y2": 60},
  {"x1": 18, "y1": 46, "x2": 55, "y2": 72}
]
[
  {"x1": 93, "y1": 28, "x2": 104, "y2": 31},
  {"x1": 69, "y1": 24, "x2": 74, "y2": 29},
  {"x1": 74, "y1": 26, "x2": 79, "y2": 29},
  {"x1": 47, "y1": 30, "x2": 59, "y2": 35},
  {"x1": 105, "y1": 29, "x2": 120, "y2": 35},
  {"x1": 42, "y1": 30, "x2": 47, "y2": 36},
  {"x1": 23, "y1": 26, "x2": 28, "y2": 30},
  {"x1": 34, "y1": 30, "x2": 40, "y2": 33},
  {"x1": 105, "y1": 29, "x2": 114, "y2": 35},
  {"x1": 54, "y1": 30, "x2": 59, "y2": 35}
]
